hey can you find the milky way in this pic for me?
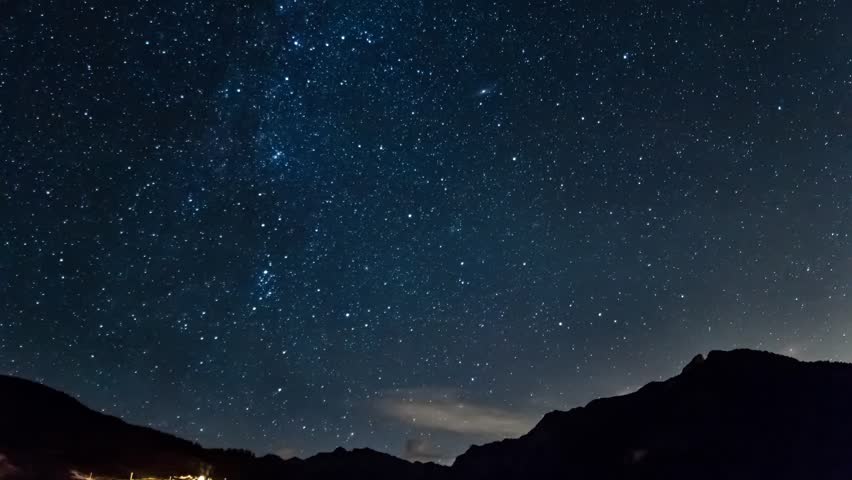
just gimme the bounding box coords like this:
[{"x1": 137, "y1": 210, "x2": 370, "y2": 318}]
[{"x1": 2, "y1": 0, "x2": 852, "y2": 463}]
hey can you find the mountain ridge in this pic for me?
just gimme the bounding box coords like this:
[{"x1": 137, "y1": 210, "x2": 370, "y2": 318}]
[
  {"x1": 453, "y1": 348, "x2": 852, "y2": 479},
  {"x1": 5, "y1": 349, "x2": 852, "y2": 479}
]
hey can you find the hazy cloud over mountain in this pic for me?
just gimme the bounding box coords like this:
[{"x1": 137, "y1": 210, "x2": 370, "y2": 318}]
[
  {"x1": 379, "y1": 388, "x2": 538, "y2": 439},
  {"x1": 403, "y1": 437, "x2": 447, "y2": 463}
]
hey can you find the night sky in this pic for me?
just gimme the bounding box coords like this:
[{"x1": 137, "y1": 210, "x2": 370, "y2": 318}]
[{"x1": 2, "y1": 0, "x2": 852, "y2": 464}]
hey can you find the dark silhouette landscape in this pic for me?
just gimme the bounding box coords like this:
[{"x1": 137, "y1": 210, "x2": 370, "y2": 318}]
[{"x1": 4, "y1": 349, "x2": 852, "y2": 479}]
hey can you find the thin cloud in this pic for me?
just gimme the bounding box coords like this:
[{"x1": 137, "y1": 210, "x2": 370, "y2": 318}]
[
  {"x1": 379, "y1": 389, "x2": 538, "y2": 438},
  {"x1": 274, "y1": 446, "x2": 300, "y2": 460},
  {"x1": 404, "y1": 437, "x2": 448, "y2": 463}
]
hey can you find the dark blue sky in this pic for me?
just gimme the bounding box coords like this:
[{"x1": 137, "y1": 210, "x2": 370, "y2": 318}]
[{"x1": 2, "y1": 0, "x2": 852, "y2": 463}]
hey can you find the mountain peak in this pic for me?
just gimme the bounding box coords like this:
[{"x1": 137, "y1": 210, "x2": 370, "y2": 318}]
[
  {"x1": 681, "y1": 353, "x2": 705, "y2": 374},
  {"x1": 679, "y1": 348, "x2": 804, "y2": 376},
  {"x1": 454, "y1": 349, "x2": 852, "y2": 479}
]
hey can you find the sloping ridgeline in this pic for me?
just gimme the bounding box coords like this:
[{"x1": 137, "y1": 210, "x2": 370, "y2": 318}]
[{"x1": 4, "y1": 349, "x2": 852, "y2": 479}]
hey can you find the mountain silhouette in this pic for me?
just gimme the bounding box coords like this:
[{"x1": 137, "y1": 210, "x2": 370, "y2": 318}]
[
  {"x1": 4, "y1": 349, "x2": 852, "y2": 479},
  {"x1": 0, "y1": 375, "x2": 444, "y2": 480},
  {"x1": 453, "y1": 349, "x2": 852, "y2": 479}
]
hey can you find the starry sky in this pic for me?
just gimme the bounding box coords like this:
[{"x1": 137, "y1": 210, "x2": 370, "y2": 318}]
[{"x1": 2, "y1": 0, "x2": 852, "y2": 464}]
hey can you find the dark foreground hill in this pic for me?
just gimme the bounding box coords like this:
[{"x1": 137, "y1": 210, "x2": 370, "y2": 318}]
[
  {"x1": 4, "y1": 349, "x2": 852, "y2": 479},
  {"x1": 0, "y1": 374, "x2": 444, "y2": 480}
]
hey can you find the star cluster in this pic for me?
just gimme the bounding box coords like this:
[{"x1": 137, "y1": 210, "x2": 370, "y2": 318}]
[{"x1": 2, "y1": 0, "x2": 852, "y2": 462}]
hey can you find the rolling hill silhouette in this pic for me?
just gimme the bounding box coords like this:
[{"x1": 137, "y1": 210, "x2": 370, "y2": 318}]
[
  {"x1": 4, "y1": 349, "x2": 852, "y2": 479},
  {"x1": 0, "y1": 374, "x2": 443, "y2": 480}
]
